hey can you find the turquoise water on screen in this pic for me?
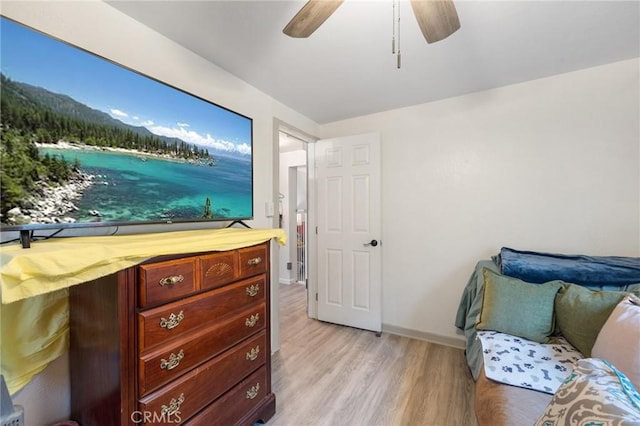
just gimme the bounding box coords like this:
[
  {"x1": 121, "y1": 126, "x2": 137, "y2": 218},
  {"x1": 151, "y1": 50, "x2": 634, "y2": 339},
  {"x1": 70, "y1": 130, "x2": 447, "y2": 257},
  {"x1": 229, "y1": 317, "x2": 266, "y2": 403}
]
[{"x1": 40, "y1": 148, "x2": 252, "y2": 223}]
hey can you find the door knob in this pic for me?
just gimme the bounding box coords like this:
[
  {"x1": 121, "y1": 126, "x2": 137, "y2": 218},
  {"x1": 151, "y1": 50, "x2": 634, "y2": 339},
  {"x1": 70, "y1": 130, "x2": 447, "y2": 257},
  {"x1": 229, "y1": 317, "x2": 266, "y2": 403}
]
[{"x1": 364, "y1": 240, "x2": 378, "y2": 247}]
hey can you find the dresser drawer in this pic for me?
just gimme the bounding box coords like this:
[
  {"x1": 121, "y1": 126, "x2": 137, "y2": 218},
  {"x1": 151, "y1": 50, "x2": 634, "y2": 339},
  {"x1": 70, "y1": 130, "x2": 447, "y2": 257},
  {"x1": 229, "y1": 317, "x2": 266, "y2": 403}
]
[
  {"x1": 139, "y1": 303, "x2": 266, "y2": 396},
  {"x1": 138, "y1": 275, "x2": 267, "y2": 352},
  {"x1": 184, "y1": 366, "x2": 269, "y2": 426},
  {"x1": 238, "y1": 244, "x2": 268, "y2": 280},
  {"x1": 200, "y1": 251, "x2": 237, "y2": 290},
  {"x1": 139, "y1": 258, "x2": 197, "y2": 307},
  {"x1": 138, "y1": 331, "x2": 266, "y2": 425}
]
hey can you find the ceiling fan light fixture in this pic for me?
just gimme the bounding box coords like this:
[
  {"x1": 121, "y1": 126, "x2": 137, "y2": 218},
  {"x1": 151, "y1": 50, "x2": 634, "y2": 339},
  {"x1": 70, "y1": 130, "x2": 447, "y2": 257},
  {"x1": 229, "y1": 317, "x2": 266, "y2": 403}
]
[{"x1": 283, "y1": 0, "x2": 461, "y2": 69}]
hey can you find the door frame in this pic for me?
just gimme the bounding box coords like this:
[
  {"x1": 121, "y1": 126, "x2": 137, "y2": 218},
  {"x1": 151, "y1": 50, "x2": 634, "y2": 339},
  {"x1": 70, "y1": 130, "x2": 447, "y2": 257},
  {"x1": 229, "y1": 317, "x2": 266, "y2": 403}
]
[{"x1": 273, "y1": 119, "x2": 319, "y2": 325}]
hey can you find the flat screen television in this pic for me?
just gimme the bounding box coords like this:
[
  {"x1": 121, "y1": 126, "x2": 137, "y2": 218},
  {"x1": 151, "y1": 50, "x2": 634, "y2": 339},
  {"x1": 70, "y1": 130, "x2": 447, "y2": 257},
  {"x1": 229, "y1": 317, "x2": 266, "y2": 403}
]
[{"x1": 0, "y1": 16, "x2": 253, "y2": 239}]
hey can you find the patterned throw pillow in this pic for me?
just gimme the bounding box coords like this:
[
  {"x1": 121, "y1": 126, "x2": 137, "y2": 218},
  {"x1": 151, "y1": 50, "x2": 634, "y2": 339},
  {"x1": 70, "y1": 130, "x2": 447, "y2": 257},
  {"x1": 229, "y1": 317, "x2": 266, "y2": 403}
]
[{"x1": 535, "y1": 358, "x2": 640, "y2": 426}]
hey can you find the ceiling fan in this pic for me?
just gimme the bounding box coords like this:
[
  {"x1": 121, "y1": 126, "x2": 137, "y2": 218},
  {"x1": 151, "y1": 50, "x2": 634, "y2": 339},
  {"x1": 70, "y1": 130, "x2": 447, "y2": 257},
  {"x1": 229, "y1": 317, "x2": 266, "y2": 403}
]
[{"x1": 283, "y1": 0, "x2": 461, "y2": 44}]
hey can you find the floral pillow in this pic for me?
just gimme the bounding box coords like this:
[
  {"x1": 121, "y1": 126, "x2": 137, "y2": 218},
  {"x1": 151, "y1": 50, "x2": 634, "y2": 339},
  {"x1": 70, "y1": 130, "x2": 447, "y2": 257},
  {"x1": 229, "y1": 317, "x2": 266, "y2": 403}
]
[{"x1": 535, "y1": 358, "x2": 640, "y2": 426}]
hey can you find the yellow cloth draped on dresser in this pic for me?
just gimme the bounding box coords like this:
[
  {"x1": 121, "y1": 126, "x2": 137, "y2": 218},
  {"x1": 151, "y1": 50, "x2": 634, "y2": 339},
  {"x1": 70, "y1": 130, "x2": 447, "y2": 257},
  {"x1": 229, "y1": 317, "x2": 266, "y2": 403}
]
[{"x1": 0, "y1": 228, "x2": 286, "y2": 394}]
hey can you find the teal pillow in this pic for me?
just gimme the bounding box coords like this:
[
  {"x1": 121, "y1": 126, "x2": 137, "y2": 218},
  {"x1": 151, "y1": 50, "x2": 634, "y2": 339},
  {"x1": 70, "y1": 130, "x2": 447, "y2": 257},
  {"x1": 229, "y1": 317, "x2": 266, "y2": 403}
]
[
  {"x1": 554, "y1": 284, "x2": 629, "y2": 356},
  {"x1": 476, "y1": 268, "x2": 564, "y2": 343}
]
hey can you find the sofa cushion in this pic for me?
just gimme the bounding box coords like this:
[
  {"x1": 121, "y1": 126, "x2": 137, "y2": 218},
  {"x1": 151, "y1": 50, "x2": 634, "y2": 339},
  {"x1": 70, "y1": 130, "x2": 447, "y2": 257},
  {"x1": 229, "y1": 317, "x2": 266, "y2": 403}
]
[
  {"x1": 554, "y1": 284, "x2": 628, "y2": 356},
  {"x1": 476, "y1": 268, "x2": 563, "y2": 343},
  {"x1": 592, "y1": 293, "x2": 640, "y2": 391},
  {"x1": 476, "y1": 368, "x2": 552, "y2": 426},
  {"x1": 477, "y1": 330, "x2": 582, "y2": 394},
  {"x1": 535, "y1": 358, "x2": 640, "y2": 426}
]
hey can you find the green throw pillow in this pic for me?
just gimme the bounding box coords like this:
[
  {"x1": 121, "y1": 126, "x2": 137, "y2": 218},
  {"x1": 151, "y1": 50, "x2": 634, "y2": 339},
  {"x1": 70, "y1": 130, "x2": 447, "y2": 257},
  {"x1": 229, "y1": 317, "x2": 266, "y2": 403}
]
[
  {"x1": 554, "y1": 284, "x2": 629, "y2": 357},
  {"x1": 476, "y1": 268, "x2": 564, "y2": 343}
]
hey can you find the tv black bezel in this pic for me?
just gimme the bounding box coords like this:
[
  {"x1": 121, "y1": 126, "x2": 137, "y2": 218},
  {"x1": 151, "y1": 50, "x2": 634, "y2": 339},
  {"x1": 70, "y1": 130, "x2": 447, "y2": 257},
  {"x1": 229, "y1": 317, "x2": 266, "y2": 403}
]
[{"x1": 0, "y1": 15, "x2": 255, "y2": 233}]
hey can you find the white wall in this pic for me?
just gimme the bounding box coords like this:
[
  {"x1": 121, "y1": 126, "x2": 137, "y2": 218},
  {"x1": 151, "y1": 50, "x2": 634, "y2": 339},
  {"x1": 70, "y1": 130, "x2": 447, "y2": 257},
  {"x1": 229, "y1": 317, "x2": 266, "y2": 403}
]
[
  {"x1": 320, "y1": 58, "x2": 640, "y2": 345},
  {"x1": 1, "y1": 1, "x2": 319, "y2": 424}
]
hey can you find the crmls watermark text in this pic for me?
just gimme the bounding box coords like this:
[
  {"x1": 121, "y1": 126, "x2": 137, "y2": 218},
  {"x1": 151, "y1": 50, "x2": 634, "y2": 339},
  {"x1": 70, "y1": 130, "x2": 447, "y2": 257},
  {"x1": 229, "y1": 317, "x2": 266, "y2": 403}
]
[{"x1": 130, "y1": 411, "x2": 182, "y2": 424}]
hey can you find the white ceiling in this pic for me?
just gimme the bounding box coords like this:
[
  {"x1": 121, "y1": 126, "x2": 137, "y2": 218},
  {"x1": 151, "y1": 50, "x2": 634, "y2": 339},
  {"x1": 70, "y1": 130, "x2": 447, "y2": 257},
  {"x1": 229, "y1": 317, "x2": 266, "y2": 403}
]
[{"x1": 107, "y1": 1, "x2": 639, "y2": 124}]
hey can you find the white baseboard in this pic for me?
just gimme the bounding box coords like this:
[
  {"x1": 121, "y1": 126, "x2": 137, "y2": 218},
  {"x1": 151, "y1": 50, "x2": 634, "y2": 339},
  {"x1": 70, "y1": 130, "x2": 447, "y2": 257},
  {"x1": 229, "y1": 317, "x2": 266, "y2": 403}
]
[
  {"x1": 382, "y1": 323, "x2": 465, "y2": 350},
  {"x1": 279, "y1": 278, "x2": 295, "y2": 285}
]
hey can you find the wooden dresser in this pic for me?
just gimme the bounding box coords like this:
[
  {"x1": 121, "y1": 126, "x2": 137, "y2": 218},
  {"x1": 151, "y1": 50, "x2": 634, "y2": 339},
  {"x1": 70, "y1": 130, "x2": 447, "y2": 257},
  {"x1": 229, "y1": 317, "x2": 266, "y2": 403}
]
[{"x1": 69, "y1": 242, "x2": 276, "y2": 425}]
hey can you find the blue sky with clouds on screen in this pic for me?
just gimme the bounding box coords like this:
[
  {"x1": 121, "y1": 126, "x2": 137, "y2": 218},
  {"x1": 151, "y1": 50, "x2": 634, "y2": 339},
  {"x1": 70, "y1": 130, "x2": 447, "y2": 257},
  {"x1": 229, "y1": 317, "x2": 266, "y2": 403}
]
[{"x1": 0, "y1": 17, "x2": 251, "y2": 156}]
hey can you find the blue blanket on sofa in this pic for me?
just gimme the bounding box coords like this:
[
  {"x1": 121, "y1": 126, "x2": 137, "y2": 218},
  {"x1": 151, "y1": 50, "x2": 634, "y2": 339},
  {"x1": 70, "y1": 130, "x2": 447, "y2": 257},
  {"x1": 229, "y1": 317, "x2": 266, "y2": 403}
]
[{"x1": 493, "y1": 247, "x2": 640, "y2": 287}]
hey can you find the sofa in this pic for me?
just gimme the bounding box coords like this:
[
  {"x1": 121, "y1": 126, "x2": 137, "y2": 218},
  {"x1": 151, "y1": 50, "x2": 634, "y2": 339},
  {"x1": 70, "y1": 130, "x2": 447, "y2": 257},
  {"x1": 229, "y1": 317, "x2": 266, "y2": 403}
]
[{"x1": 455, "y1": 248, "x2": 640, "y2": 425}]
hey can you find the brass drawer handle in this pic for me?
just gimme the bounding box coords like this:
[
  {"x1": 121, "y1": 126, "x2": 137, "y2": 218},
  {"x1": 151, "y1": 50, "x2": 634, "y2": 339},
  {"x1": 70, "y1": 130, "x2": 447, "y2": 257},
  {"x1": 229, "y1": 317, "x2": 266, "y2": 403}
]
[
  {"x1": 246, "y1": 383, "x2": 260, "y2": 400},
  {"x1": 159, "y1": 310, "x2": 184, "y2": 330},
  {"x1": 161, "y1": 393, "x2": 185, "y2": 416},
  {"x1": 246, "y1": 345, "x2": 260, "y2": 361},
  {"x1": 245, "y1": 314, "x2": 260, "y2": 328},
  {"x1": 247, "y1": 257, "x2": 262, "y2": 266},
  {"x1": 246, "y1": 284, "x2": 260, "y2": 297},
  {"x1": 158, "y1": 275, "x2": 184, "y2": 287},
  {"x1": 160, "y1": 349, "x2": 184, "y2": 370}
]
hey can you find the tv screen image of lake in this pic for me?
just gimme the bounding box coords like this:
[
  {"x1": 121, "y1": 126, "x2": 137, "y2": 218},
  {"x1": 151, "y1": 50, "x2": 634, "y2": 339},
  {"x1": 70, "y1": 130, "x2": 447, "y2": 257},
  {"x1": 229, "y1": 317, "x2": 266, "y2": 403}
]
[{"x1": 40, "y1": 147, "x2": 252, "y2": 223}]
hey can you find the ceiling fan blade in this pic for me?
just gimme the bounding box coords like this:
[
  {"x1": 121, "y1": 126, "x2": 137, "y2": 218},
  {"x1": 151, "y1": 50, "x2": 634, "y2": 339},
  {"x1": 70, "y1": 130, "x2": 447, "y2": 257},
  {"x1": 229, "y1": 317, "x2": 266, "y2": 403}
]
[
  {"x1": 410, "y1": 0, "x2": 461, "y2": 44},
  {"x1": 283, "y1": 0, "x2": 344, "y2": 38}
]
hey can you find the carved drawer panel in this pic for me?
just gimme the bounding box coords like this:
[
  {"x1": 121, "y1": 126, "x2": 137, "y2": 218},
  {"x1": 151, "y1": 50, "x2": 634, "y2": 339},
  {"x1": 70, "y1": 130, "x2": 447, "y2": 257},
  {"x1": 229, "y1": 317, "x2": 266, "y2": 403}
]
[
  {"x1": 138, "y1": 331, "x2": 266, "y2": 425},
  {"x1": 200, "y1": 251, "x2": 237, "y2": 290},
  {"x1": 184, "y1": 366, "x2": 268, "y2": 426},
  {"x1": 139, "y1": 303, "x2": 266, "y2": 396},
  {"x1": 138, "y1": 275, "x2": 266, "y2": 352},
  {"x1": 238, "y1": 244, "x2": 268, "y2": 280},
  {"x1": 139, "y1": 258, "x2": 197, "y2": 308}
]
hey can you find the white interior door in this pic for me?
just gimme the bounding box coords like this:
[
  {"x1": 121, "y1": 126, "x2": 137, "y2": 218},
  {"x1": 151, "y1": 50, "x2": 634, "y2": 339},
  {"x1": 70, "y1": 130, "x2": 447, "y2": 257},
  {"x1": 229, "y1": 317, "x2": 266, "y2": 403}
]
[{"x1": 316, "y1": 132, "x2": 382, "y2": 332}]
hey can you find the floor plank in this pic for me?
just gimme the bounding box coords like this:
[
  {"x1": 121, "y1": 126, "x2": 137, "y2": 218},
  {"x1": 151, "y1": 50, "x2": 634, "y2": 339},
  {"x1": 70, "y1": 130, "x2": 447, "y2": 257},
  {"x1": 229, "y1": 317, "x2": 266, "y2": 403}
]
[{"x1": 268, "y1": 284, "x2": 475, "y2": 426}]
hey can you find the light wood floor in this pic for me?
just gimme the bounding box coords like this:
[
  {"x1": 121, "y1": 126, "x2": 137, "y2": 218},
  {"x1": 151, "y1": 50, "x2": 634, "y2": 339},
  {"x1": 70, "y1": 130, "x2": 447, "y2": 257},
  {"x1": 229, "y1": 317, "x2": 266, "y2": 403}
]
[{"x1": 267, "y1": 284, "x2": 475, "y2": 426}]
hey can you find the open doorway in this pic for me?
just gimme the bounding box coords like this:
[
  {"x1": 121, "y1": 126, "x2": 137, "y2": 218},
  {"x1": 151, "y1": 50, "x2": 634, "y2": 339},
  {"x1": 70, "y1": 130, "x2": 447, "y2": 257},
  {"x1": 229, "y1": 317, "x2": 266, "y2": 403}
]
[
  {"x1": 273, "y1": 119, "x2": 318, "y2": 333},
  {"x1": 278, "y1": 131, "x2": 308, "y2": 288}
]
